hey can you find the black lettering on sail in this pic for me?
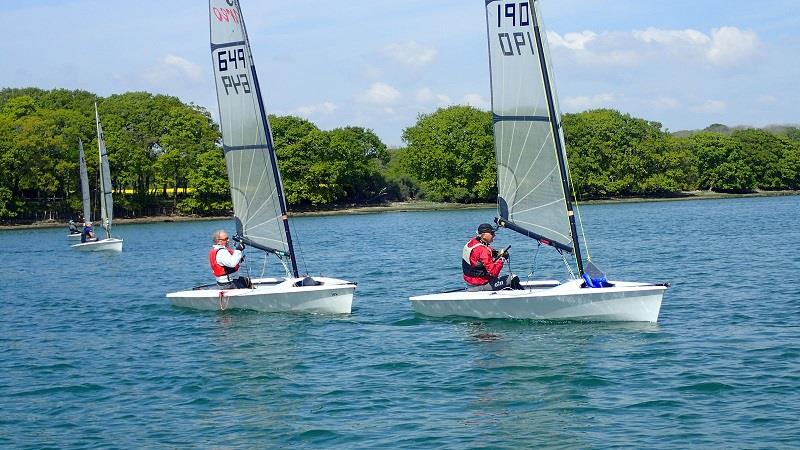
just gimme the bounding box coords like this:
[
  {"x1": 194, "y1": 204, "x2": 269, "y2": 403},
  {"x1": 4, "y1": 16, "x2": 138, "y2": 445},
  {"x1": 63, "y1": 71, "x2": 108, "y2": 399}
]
[{"x1": 499, "y1": 33, "x2": 514, "y2": 56}]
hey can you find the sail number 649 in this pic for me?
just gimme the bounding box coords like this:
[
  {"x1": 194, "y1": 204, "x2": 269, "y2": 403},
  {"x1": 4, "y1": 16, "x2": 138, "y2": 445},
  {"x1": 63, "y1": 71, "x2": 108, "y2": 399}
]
[{"x1": 216, "y1": 48, "x2": 251, "y2": 95}]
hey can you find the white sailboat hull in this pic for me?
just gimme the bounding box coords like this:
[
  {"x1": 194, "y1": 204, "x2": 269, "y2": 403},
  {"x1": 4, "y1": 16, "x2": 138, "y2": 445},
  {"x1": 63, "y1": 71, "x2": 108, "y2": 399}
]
[
  {"x1": 410, "y1": 279, "x2": 666, "y2": 323},
  {"x1": 167, "y1": 276, "x2": 356, "y2": 314},
  {"x1": 67, "y1": 233, "x2": 82, "y2": 240},
  {"x1": 71, "y1": 238, "x2": 123, "y2": 252}
]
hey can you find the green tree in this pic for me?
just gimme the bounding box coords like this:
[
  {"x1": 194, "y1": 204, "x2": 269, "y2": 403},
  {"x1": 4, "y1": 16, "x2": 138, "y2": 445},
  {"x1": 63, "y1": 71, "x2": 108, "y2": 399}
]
[
  {"x1": 272, "y1": 116, "x2": 388, "y2": 206},
  {"x1": 731, "y1": 129, "x2": 786, "y2": 190},
  {"x1": 179, "y1": 149, "x2": 231, "y2": 214},
  {"x1": 779, "y1": 141, "x2": 800, "y2": 189},
  {"x1": 156, "y1": 105, "x2": 219, "y2": 206},
  {"x1": 689, "y1": 133, "x2": 755, "y2": 192},
  {"x1": 562, "y1": 109, "x2": 670, "y2": 198},
  {"x1": 400, "y1": 106, "x2": 494, "y2": 202}
]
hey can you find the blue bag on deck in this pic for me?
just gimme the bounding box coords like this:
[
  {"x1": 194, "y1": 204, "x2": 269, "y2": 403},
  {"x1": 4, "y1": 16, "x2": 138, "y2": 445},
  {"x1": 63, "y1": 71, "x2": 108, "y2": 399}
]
[{"x1": 582, "y1": 262, "x2": 614, "y2": 288}]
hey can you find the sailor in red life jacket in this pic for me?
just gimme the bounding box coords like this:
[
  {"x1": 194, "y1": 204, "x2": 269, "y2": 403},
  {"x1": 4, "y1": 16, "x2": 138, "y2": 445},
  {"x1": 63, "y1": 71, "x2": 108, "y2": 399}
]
[
  {"x1": 462, "y1": 223, "x2": 521, "y2": 291},
  {"x1": 210, "y1": 229, "x2": 252, "y2": 289}
]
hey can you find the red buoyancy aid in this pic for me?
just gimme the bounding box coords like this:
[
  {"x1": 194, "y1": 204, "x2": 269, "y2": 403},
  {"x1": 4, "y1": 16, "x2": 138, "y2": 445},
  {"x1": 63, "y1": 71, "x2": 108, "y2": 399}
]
[
  {"x1": 209, "y1": 247, "x2": 239, "y2": 277},
  {"x1": 462, "y1": 238, "x2": 504, "y2": 285}
]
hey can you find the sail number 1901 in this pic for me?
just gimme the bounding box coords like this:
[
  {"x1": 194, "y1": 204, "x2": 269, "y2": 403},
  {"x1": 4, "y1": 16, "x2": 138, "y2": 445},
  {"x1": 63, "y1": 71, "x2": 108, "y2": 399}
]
[
  {"x1": 495, "y1": 2, "x2": 535, "y2": 57},
  {"x1": 216, "y1": 48, "x2": 251, "y2": 95}
]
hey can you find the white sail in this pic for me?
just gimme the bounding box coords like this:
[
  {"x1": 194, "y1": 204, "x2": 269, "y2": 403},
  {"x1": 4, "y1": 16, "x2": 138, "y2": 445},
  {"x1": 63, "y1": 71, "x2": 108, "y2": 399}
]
[
  {"x1": 95, "y1": 104, "x2": 114, "y2": 239},
  {"x1": 78, "y1": 139, "x2": 91, "y2": 222},
  {"x1": 209, "y1": 0, "x2": 293, "y2": 263},
  {"x1": 485, "y1": 0, "x2": 574, "y2": 252}
]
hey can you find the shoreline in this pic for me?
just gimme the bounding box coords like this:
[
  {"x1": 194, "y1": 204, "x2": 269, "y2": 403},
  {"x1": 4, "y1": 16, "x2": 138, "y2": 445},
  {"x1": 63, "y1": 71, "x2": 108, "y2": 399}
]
[{"x1": 2, "y1": 190, "x2": 797, "y2": 230}]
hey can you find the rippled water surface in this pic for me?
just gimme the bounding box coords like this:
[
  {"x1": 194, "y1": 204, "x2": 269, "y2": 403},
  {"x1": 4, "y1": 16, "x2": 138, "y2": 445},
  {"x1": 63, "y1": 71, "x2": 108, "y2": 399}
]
[{"x1": 2, "y1": 196, "x2": 799, "y2": 449}]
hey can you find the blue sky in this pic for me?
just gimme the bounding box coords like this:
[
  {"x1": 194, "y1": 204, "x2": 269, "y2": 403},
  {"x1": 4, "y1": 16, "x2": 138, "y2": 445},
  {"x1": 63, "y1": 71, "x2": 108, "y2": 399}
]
[{"x1": 2, "y1": 0, "x2": 798, "y2": 146}]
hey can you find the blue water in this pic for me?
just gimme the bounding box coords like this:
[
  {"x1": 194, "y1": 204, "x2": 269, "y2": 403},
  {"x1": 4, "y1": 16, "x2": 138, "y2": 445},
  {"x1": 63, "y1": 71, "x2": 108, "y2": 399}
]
[{"x1": 2, "y1": 196, "x2": 799, "y2": 449}]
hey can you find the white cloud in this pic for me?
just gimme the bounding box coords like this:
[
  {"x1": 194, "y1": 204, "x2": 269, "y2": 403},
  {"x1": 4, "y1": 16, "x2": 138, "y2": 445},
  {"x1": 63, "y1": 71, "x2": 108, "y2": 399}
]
[
  {"x1": 562, "y1": 93, "x2": 615, "y2": 111},
  {"x1": 694, "y1": 100, "x2": 727, "y2": 113},
  {"x1": 551, "y1": 26, "x2": 759, "y2": 68},
  {"x1": 632, "y1": 28, "x2": 710, "y2": 46},
  {"x1": 358, "y1": 82, "x2": 401, "y2": 105},
  {"x1": 291, "y1": 101, "x2": 337, "y2": 116},
  {"x1": 383, "y1": 41, "x2": 437, "y2": 68},
  {"x1": 461, "y1": 93, "x2": 490, "y2": 110},
  {"x1": 143, "y1": 54, "x2": 203, "y2": 86},
  {"x1": 705, "y1": 27, "x2": 759, "y2": 65},
  {"x1": 414, "y1": 88, "x2": 458, "y2": 107},
  {"x1": 548, "y1": 31, "x2": 597, "y2": 50}
]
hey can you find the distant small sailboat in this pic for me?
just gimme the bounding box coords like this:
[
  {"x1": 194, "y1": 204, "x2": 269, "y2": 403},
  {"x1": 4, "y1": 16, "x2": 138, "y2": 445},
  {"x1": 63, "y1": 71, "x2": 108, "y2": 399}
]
[
  {"x1": 409, "y1": 0, "x2": 667, "y2": 322},
  {"x1": 68, "y1": 139, "x2": 91, "y2": 240},
  {"x1": 167, "y1": 0, "x2": 356, "y2": 313},
  {"x1": 71, "y1": 105, "x2": 123, "y2": 252}
]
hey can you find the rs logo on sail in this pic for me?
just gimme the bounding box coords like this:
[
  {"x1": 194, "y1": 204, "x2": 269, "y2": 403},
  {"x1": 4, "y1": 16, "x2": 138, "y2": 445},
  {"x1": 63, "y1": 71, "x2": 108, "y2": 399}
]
[
  {"x1": 495, "y1": 2, "x2": 535, "y2": 57},
  {"x1": 212, "y1": 6, "x2": 240, "y2": 23}
]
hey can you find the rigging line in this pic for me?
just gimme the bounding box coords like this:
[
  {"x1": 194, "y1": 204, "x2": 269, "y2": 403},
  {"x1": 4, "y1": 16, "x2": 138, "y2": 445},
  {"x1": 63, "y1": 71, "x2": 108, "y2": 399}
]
[
  {"x1": 288, "y1": 216, "x2": 308, "y2": 275},
  {"x1": 562, "y1": 142, "x2": 591, "y2": 260},
  {"x1": 560, "y1": 250, "x2": 577, "y2": 280},
  {"x1": 525, "y1": 241, "x2": 542, "y2": 288}
]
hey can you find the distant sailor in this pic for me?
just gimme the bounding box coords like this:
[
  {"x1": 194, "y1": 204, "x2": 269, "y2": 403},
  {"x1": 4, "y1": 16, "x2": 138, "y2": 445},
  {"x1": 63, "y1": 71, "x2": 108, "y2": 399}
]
[
  {"x1": 462, "y1": 223, "x2": 521, "y2": 291},
  {"x1": 68, "y1": 219, "x2": 80, "y2": 235},
  {"x1": 210, "y1": 229, "x2": 252, "y2": 289},
  {"x1": 80, "y1": 222, "x2": 96, "y2": 243}
]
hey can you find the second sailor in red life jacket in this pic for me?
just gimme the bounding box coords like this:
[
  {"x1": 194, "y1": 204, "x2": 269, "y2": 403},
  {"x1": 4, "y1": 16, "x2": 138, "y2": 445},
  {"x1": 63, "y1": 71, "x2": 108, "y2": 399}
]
[
  {"x1": 462, "y1": 223, "x2": 520, "y2": 291},
  {"x1": 209, "y1": 229, "x2": 252, "y2": 289}
]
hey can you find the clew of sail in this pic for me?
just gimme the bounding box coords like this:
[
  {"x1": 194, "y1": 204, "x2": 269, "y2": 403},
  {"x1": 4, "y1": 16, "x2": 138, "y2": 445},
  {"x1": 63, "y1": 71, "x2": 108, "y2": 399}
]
[
  {"x1": 485, "y1": 0, "x2": 575, "y2": 254},
  {"x1": 95, "y1": 104, "x2": 114, "y2": 239},
  {"x1": 78, "y1": 139, "x2": 91, "y2": 223},
  {"x1": 209, "y1": 0, "x2": 294, "y2": 268}
]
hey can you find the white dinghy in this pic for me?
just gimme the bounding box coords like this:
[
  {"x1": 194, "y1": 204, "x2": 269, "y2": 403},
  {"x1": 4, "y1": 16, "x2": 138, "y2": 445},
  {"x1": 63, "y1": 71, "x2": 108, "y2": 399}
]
[
  {"x1": 167, "y1": 0, "x2": 356, "y2": 314},
  {"x1": 410, "y1": 1, "x2": 667, "y2": 322},
  {"x1": 72, "y1": 108, "x2": 123, "y2": 253}
]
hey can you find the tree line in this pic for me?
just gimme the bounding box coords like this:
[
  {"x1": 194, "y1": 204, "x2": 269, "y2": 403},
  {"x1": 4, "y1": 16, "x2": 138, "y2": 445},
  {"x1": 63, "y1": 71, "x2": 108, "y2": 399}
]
[{"x1": 1, "y1": 87, "x2": 798, "y2": 223}]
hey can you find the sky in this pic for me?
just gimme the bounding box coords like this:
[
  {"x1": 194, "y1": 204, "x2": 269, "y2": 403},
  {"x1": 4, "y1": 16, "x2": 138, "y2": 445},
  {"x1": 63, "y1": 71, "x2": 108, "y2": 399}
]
[{"x1": 2, "y1": 0, "x2": 798, "y2": 146}]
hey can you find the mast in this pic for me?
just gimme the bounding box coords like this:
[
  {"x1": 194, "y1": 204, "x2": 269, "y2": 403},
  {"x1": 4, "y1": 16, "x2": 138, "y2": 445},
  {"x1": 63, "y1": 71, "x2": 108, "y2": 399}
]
[
  {"x1": 529, "y1": 0, "x2": 584, "y2": 276},
  {"x1": 234, "y1": 1, "x2": 299, "y2": 277}
]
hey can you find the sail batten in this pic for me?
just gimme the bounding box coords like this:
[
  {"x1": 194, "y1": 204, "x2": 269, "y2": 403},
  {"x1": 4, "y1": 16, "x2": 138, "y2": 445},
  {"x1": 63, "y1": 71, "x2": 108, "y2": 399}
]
[
  {"x1": 210, "y1": 0, "x2": 297, "y2": 276},
  {"x1": 486, "y1": 0, "x2": 576, "y2": 257}
]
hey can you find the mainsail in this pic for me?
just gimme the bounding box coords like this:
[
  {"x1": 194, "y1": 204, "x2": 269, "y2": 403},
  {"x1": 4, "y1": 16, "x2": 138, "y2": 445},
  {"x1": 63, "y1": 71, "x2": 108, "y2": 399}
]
[
  {"x1": 485, "y1": 0, "x2": 584, "y2": 273},
  {"x1": 209, "y1": 0, "x2": 298, "y2": 277},
  {"x1": 78, "y1": 139, "x2": 91, "y2": 223},
  {"x1": 95, "y1": 104, "x2": 114, "y2": 239}
]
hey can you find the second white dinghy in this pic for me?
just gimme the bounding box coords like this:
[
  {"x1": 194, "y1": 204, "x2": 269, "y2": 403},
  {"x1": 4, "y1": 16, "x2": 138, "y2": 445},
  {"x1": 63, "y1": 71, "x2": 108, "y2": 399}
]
[
  {"x1": 72, "y1": 106, "x2": 123, "y2": 253},
  {"x1": 410, "y1": 1, "x2": 667, "y2": 322},
  {"x1": 166, "y1": 0, "x2": 356, "y2": 314}
]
